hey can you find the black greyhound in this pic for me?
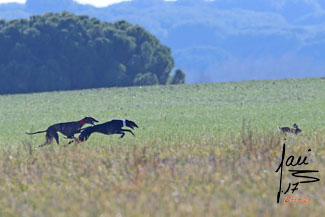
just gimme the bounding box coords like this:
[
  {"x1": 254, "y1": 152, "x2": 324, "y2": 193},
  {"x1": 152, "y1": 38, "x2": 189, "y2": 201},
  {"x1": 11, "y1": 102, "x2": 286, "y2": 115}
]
[
  {"x1": 26, "y1": 117, "x2": 98, "y2": 147},
  {"x1": 77, "y1": 119, "x2": 138, "y2": 142}
]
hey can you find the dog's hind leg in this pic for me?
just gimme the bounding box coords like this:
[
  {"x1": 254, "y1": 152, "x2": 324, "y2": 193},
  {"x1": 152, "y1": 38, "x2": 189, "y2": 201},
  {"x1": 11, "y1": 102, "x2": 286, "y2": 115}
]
[
  {"x1": 121, "y1": 129, "x2": 135, "y2": 137},
  {"x1": 53, "y1": 132, "x2": 59, "y2": 145},
  {"x1": 39, "y1": 136, "x2": 52, "y2": 147}
]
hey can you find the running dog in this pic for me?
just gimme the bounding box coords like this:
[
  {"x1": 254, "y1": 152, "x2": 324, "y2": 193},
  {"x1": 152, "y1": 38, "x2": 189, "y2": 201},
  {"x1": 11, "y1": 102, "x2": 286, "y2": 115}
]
[
  {"x1": 78, "y1": 119, "x2": 138, "y2": 142},
  {"x1": 26, "y1": 117, "x2": 98, "y2": 147},
  {"x1": 277, "y1": 123, "x2": 302, "y2": 135}
]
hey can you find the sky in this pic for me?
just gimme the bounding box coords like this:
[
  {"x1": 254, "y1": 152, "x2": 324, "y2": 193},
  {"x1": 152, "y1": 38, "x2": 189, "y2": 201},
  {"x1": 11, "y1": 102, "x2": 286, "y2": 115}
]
[
  {"x1": 0, "y1": 0, "x2": 25, "y2": 3},
  {"x1": 0, "y1": 0, "x2": 178, "y2": 7},
  {"x1": 0, "y1": 0, "x2": 130, "y2": 7}
]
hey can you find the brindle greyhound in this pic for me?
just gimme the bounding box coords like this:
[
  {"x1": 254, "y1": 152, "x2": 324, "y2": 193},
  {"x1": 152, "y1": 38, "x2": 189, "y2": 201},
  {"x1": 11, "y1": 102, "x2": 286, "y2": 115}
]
[
  {"x1": 277, "y1": 123, "x2": 302, "y2": 135},
  {"x1": 26, "y1": 117, "x2": 98, "y2": 147},
  {"x1": 77, "y1": 119, "x2": 138, "y2": 142}
]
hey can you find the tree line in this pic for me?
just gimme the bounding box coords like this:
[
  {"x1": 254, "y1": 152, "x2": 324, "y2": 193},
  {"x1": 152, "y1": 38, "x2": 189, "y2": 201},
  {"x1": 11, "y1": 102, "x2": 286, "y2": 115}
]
[{"x1": 0, "y1": 11, "x2": 185, "y2": 94}]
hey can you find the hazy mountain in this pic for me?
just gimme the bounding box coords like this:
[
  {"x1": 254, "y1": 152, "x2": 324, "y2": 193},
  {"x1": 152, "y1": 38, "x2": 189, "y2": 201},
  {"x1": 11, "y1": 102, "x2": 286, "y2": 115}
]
[{"x1": 1, "y1": 0, "x2": 324, "y2": 83}]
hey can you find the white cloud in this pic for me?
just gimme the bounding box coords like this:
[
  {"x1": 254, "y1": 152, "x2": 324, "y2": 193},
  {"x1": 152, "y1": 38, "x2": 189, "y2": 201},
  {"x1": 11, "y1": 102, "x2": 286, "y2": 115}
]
[
  {"x1": 0, "y1": 0, "x2": 25, "y2": 3},
  {"x1": 74, "y1": 0, "x2": 178, "y2": 7},
  {"x1": 0, "y1": 0, "x2": 131, "y2": 7},
  {"x1": 74, "y1": 0, "x2": 130, "y2": 7}
]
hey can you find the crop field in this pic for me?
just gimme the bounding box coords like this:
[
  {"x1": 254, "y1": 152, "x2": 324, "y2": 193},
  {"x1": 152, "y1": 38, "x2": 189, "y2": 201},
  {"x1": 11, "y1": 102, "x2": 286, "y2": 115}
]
[{"x1": 0, "y1": 78, "x2": 324, "y2": 216}]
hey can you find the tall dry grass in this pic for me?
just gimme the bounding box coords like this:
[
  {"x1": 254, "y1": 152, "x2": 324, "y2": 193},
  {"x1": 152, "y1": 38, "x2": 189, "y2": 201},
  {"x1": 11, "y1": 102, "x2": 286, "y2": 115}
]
[{"x1": 1, "y1": 127, "x2": 324, "y2": 217}]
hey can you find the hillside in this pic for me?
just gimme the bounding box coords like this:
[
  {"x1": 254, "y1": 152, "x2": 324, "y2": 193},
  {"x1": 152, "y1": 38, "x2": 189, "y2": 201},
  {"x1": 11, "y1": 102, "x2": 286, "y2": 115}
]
[
  {"x1": 1, "y1": 78, "x2": 324, "y2": 145},
  {"x1": 1, "y1": 0, "x2": 325, "y2": 83}
]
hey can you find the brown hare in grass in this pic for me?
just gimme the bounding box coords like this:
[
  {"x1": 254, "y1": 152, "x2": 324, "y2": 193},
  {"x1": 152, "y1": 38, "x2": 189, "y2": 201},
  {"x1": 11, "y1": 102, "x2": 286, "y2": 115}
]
[{"x1": 277, "y1": 123, "x2": 302, "y2": 135}]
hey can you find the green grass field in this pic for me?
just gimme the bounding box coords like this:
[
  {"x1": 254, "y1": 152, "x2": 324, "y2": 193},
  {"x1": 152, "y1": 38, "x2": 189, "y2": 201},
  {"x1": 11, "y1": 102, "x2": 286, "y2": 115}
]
[{"x1": 0, "y1": 78, "x2": 324, "y2": 216}]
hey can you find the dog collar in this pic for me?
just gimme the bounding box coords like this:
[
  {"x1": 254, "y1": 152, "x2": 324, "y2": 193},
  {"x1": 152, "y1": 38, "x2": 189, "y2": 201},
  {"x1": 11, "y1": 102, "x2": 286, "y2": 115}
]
[
  {"x1": 80, "y1": 120, "x2": 85, "y2": 126},
  {"x1": 122, "y1": 120, "x2": 126, "y2": 127}
]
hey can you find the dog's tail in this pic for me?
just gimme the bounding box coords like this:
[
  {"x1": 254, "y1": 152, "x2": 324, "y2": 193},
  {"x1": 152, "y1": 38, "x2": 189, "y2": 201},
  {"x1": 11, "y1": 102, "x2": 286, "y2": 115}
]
[
  {"x1": 25, "y1": 130, "x2": 47, "y2": 135},
  {"x1": 126, "y1": 120, "x2": 138, "y2": 130}
]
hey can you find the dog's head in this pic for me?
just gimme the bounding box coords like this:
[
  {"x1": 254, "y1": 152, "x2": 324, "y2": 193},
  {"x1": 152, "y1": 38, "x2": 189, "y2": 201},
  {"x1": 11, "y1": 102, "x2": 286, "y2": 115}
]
[
  {"x1": 295, "y1": 128, "x2": 302, "y2": 134},
  {"x1": 126, "y1": 120, "x2": 139, "y2": 130},
  {"x1": 82, "y1": 117, "x2": 99, "y2": 125}
]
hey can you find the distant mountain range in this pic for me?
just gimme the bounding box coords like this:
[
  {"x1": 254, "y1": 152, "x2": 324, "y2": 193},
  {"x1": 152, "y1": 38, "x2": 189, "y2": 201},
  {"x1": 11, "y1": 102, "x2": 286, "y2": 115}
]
[{"x1": 1, "y1": 0, "x2": 324, "y2": 83}]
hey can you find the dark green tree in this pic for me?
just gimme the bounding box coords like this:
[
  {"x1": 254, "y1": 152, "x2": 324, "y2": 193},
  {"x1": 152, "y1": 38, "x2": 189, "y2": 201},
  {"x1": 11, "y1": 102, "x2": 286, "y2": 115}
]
[
  {"x1": 133, "y1": 72, "x2": 159, "y2": 86},
  {"x1": 170, "y1": 69, "x2": 186, "y2": 84},
  {"x1": 0, "y1": 12, "x2": 179, "y2": 94}
]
